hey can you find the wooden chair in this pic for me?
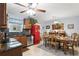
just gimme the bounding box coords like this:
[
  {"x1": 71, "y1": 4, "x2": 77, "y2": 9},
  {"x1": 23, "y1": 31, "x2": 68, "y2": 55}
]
[
  {"x1": 43, "y1": 32, "x2": 49, "y2": 47},
  {"x1": 77, "y1": 34, "x2": 79, "y2": 46},
  {"x1": 59, "y1": 35, "x2": 66, "y2": 49},
  {"x1": 57, "y1": 31, "x2": 67, "y2": 50},
  {"x1": 50, "y1": 33, "x2": 58, "y2": 51},
  {"x1": 63, "y1": 33, "x2": 79, "y2": 55}
]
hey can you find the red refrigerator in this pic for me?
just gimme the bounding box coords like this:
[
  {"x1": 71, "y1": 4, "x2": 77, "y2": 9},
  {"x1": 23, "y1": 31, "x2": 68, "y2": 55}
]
[{"x1": 31, "y1": 23, "x2": 40, "y2": 45}]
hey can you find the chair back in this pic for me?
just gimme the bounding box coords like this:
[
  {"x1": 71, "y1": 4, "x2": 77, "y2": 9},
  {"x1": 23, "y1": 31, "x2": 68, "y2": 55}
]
[
  {"x1": 71, "y1": 33, "x2": 78, "y2": 41},
  {"x1": 43, "y1": 32, "x2": 48, "y2": 38},
  {"x1": 52, "y1": 34, "x2": 57, "y2": 42},
  {"x1": 71, "y1": 33, "x2": 79, "y2": 46}
]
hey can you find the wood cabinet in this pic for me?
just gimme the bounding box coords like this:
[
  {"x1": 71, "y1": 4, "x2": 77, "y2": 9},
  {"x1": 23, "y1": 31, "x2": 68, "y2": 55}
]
[
  {"x1": 0, "y1": 3, "x2": 7, "y2": 28},
  {"x1": 24, "y1": 19, "x2": 31, "y2": 29},
  {"x1": 0, "y1": 47, "x2": 22, "y2": 56},
  {"x1": 15, "y1": 35, "x2": 27, "y2": 47}
]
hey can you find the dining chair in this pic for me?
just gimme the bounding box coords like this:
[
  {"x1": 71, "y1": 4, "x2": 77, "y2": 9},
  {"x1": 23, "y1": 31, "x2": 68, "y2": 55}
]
[
  {"x1": 43, "y1": 32, "x2": 49, "y2": 47},
  {"x1": 63, "y1": 33, "x2": 79, "y2": 55},
  {"x1": 50, "y1": 33, "x2": 58, "y2": 51},
  {"x1": 57, "y1": 31, "x2": 67, "y2": 50},
  {"x1": 77, "y1": 34, "x2": 79, "y2": 46}
]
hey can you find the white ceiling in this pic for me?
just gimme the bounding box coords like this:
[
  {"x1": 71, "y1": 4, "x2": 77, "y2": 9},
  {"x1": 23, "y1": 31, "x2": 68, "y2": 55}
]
[{"x1": 7, "y1": 3, "x2": 79, "y2": 24}]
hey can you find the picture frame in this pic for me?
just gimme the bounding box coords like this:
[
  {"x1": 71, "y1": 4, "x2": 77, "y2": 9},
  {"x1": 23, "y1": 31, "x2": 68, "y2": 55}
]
[
  {"x1": 68, "y1": 24, "x2": 74, "y2": 29},
  {"x1": 46, "y1": 25, "x2": 50, "y2": 29}
]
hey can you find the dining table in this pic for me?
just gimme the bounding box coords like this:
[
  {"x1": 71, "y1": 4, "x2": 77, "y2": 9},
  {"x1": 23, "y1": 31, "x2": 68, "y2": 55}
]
[{"x1": 56, "y1": 36, "x2": 78, "y2": 55}]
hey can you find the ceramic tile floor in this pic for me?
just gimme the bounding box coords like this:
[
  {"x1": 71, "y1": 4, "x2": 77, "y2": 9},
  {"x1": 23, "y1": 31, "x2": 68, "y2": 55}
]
[
  {"x1": 23, "y1": 45, "x2": 55, "y2": 56},
  {"x1": 23, "y1": 42, "x2": 79, "y2": 56}
]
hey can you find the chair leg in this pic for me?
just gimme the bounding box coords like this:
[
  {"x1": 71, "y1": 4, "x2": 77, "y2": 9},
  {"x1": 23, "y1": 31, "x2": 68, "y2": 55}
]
[
  {"x1": 43, "y1": 40, "x2": 47, "y2": 47},
  {"x1": 72, "y1": 46, "x2": 74, "y2": 56},
  {"x1": 55, "y1": 43, "x2": 58, "y2": 52},
  {"x1": 45, "y1": 40, "x2": 49, "y2": 47},
  {"x1": 44, "y1": 40, "x2": 47, "y2": 47},
  {"x1": 64, "y1": 48, "x2": 67, "y2": 54},
  {"x1": 63, "y1": 45, "x2": 67, "y2": 54}
]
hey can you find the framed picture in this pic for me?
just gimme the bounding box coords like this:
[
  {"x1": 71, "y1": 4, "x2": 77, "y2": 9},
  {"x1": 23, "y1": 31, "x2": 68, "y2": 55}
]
[
  {"x1": 68, "y1": 24, "x2": 74, "y2": 29},
  {"x1": 46, "y1": 25, "x2": 50, "y2": 29}
]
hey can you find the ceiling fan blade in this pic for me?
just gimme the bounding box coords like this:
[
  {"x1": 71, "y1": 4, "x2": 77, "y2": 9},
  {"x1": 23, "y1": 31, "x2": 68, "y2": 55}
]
[
  {"x1": 36, "y1": 9, "x2": 46, "y2": 13},
  {"x1": 20, "y1": 10, "x2": 26, "y2": 13},
  {"x1": 14, "y1": 3, "x2": 26, "y2": 8}
]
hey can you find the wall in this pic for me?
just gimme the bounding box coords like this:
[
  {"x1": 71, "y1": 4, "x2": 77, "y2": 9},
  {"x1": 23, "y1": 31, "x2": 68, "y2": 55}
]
[
  {"x1": 41, "y1": 16, "x2": 79, "y2": 36},
  {"x1": 4, "y1": 14, "x2": 27, "y2": 37},
  {"x1": 58, "y1": 16, "x2": 79, "y2": 36}
]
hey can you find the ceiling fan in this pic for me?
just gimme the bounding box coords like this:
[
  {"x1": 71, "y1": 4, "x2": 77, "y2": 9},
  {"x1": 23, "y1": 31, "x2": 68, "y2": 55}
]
[{"x1": 14, "y1": 3, "x2": 46, "y2": 13}]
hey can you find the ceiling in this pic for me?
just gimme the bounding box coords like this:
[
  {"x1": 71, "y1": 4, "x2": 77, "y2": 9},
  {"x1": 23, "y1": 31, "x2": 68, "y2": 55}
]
[{"x1": 7, "y1": 3, "x2": 79, "y2": 24}]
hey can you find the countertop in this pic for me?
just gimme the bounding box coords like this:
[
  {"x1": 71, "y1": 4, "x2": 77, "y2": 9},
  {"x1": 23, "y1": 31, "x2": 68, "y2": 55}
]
[{"x1": 0, "y1": 38, "x2": 22, "y2": 51}]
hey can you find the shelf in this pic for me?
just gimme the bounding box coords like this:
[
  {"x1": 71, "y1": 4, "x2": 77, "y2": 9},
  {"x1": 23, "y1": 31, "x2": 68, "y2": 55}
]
[
  {"x1": 23, "y1": 28, "x2": 31, "y2": 30},
  {"x1": 0, "y1": 25, "x2": 7, "y2": 29}
]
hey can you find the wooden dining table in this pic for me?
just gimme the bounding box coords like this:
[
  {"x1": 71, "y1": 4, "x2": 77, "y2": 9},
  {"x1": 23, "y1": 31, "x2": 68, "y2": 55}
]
[
  {"x1": 56, "y1": 36, "x2": 78, "y2": 55},
  {"x1": 43, "y1": 35, "x2": 78, "y2": 55}
]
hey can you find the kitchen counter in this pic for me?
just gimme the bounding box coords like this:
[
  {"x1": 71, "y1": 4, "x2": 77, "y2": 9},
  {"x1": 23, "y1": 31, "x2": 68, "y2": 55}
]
[{"x1": 0, "y1": 38, "x2": 22, "y2": 56}]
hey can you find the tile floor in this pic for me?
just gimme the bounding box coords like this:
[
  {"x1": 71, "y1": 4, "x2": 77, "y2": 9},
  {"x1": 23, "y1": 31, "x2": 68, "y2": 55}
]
[{"x1": 23, "y1": 41, "x2": 79, "y2": 56}]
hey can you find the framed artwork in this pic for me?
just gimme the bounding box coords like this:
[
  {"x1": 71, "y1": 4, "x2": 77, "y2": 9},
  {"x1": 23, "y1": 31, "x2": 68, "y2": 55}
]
[
  {"x1": 68, "y1": 24, "x2": 74, "y2": 29},
  {"x1": 46, "y1": 25, "x2": 50, "y2": 29}
]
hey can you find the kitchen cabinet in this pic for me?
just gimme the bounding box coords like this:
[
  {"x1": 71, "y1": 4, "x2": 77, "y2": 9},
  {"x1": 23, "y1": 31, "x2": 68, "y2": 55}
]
[
  {"x1": 0, "y1": 47, "x2": 22, "y2": 56},
  {"x1": 24, "y1": 19, "x2": 31, "y2": 29},
  {"x1": 0, "y1": 38, "x2": 22, "y2": 56},
  {"x1": 0, "y1": 3, "x2": 7, "y2": 28}
]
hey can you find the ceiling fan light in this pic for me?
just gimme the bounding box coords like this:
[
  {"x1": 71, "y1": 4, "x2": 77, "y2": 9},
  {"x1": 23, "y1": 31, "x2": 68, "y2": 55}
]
[
  {"x1": 29, "y1": 3, "x2": 38, "y2": 9},
  {"x1": 26, "y1": 9, "x2": 36, "y2": 16},
  {"x1": 53, "y1": 20, "x2": 62, "y2": 24}
]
